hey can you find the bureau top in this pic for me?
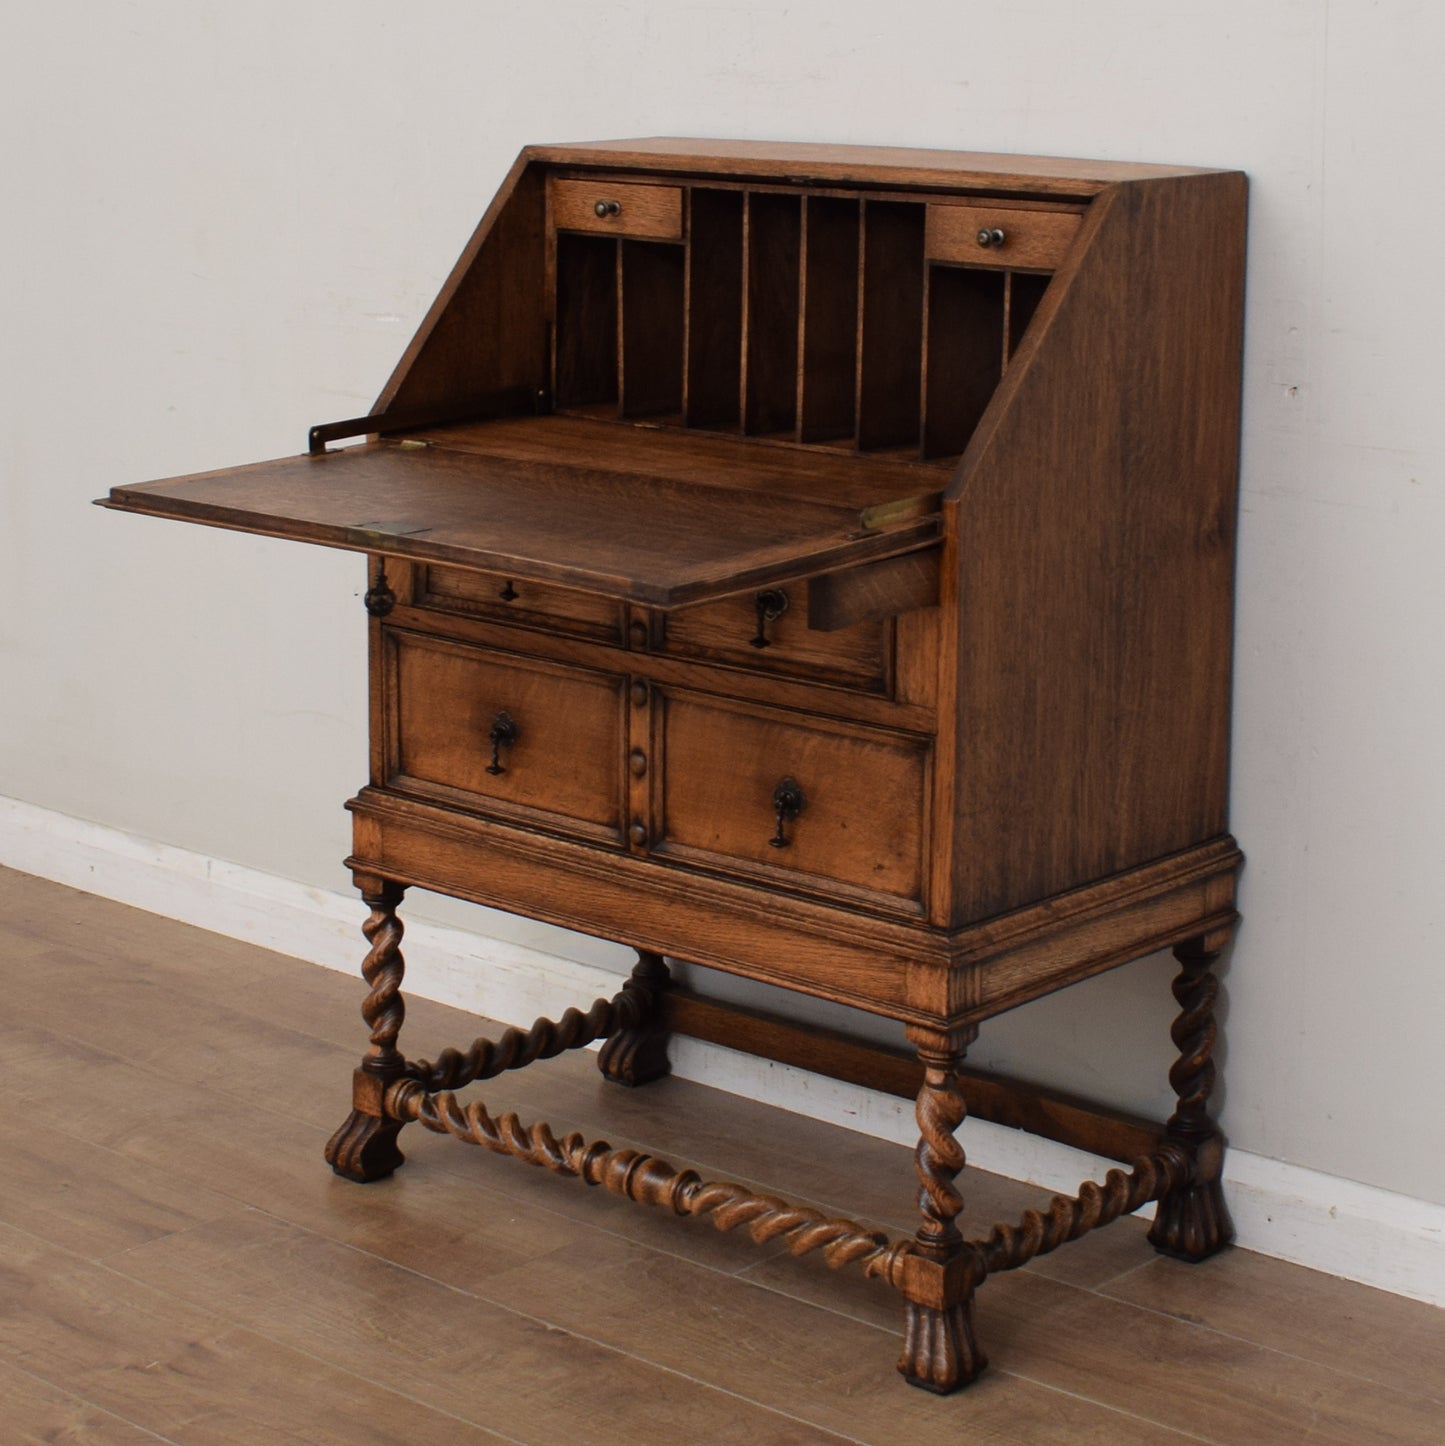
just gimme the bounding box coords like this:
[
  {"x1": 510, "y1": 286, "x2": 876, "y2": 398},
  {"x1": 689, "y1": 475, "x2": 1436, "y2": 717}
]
[{"x1": 524, "y1": 137, "x2": 1236, "y2": 196}]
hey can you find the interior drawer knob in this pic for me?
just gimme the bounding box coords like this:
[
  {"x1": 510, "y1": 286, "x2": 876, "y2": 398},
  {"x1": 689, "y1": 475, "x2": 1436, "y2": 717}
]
[
  {"x1": 750, "y1": 588, "x2": 789, "y2": 649},
  {"x1": 593, "y1": 199, "x2": 622, "y2": 218},
  {"x1": 770, "y1": 776, "x2": 805, "y2": 849},
  {"x1": 976, "y1": 226, "x2": 1006, "y2": 249},
  {"x1": 486, "y1": 710, "x2": 518, "y2": 775}
]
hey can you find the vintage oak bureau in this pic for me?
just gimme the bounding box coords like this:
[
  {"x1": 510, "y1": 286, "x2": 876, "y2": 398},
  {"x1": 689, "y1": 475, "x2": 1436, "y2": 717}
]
[{"x1": 101, "y1": 138, "x2": 1246, "y2": 1393}]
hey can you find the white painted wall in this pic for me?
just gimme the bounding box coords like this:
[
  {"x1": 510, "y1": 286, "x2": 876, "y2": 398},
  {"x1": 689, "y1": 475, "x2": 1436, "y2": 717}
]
[{"x1": 4, "y1": 2, "x2": 1442, "y2": 1213}]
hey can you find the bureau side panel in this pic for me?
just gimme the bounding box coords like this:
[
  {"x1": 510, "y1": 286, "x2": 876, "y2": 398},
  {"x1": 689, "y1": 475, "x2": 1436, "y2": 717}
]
[
  {"x1": 947, "y1": 173, "x2": 1247, "y2": 922},
  {"x1": 375, "y1": 156, "x2": 548, "y2": 416}
]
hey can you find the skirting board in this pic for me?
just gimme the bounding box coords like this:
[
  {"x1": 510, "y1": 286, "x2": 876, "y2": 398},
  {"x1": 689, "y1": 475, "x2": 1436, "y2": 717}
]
[{"x1": 3, "y1": 793, "x2": 1441, "y2": 1308}]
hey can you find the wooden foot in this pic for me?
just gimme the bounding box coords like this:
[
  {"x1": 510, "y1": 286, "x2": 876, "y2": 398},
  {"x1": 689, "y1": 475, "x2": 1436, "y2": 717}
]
[
  {"x1": 327, "y1": 878, "x2": 411, "y2": 1182},
  {"x1": 1148, "y1": 936, "x2": 1235, "y2": 1261},
  {"x1": 897, "y1": 1027, "x2": 987, "y2": 1394},
  {"x1": 900, "y1": 1300, "x2": 986, "y2": 1395},
  {"x1": 325, "y1": 1105, "x2": 406, "y2": 1182},
  {"x1": 598, "y1": 950, "x2": 673, "y2": 1087}
]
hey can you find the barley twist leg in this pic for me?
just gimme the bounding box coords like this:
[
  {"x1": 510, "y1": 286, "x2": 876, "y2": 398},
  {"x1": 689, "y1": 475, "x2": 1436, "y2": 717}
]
[
  {"x1": 325, "y1": 878, "x2": 411, "y2": 1182},
  {"x1": 897, "y1": 1025, "x2": 986, "y2": 1394},
  {"x1": 1148, "y1": 935, "x2": 1236, "y2": 1260},
  {"x1": 597, "y1": 950, "x2": 673, "y2": 1086}
]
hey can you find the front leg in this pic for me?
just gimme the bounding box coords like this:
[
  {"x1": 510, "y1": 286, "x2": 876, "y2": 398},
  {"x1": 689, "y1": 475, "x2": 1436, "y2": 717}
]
[
  {"x1": 1148, "y1": 933, "x2": 1236, "y2": 1260},
  {"x1": 897, "y1": 1025, "x2": 987, "y2": 1394},
  {"x1": 325, "y1": 877, "x2": 410, "y2": 1182}
]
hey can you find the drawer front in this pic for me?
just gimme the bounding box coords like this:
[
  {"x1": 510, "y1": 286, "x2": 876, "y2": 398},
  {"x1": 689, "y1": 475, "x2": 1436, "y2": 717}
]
[
  {"x1": 416, "y1": 564, "x2": 624, "y2": 644},
  {"x1": 385, "y1": 630, "x2": 625, "y2": 842},
  {"x1": 661, "y1": 585, "x2": 889, "y2": 692},
  {"x1": 925, "y1": 203, "x2": 1080, "y2": 271},
  {"x1": 552, "y1": 178, "x2": 684, "y2": 240},
  {"x1": 655, "y1": 691, "x2": 929, "y2": 909}
]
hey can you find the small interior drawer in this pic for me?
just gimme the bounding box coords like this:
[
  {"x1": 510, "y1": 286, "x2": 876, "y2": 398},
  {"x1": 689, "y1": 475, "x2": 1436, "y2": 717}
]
[
  {"x1": 925, "y1": 203, "x2": 1080, "y2": 271},
  {"x1": 552, "y1": 178, "x2": 684, "y2": 240},
  {"x1": 654, "y1": 690, "x2": 928, "y2": 909},
  {"x1": 415, "y1": 564, "x2": 624, "y2": 644},
  {"x1": 660, "y1": 584, "x2": 888, "y2": 692},
  {"x1": 385, "y1": 629, "x2": 625, "y2": 843}
]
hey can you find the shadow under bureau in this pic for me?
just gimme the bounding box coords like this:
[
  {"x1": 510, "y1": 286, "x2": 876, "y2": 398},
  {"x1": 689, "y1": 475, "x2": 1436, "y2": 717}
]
[{"x1": 101, "y1": 137, "x2": 1246, "y2": 1393}]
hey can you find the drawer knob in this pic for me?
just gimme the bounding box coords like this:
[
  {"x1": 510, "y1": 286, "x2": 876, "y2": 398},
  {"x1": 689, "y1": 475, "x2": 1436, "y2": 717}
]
[
  {"x1": 363, "y1": 563, "x2": 395, "y2": 618},
  {"x1": 750, "y1": 588, "x2": 789, "y2": 649},
  {"x1": 770, "y1": 776, "x2": 805, "y2": 849},
  {"x1": 976, "y1": 226, "x2": 1006, "y2": 249},
  {"x1": 485, "y1": 710, "x2": 518, "y2": 775},
  {"x1": 498, "y1": 579, "x2": 518, "y2": 602},
  {"x1": 594, "y1": 199, "x2": 622, "y2": 218}
]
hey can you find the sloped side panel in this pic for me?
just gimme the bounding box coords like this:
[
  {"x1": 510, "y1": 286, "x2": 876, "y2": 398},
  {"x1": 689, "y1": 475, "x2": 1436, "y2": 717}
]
[
  {"x1": 376, "y1": 154, "x2": 547, "y2": 417},
  {"x1": 942, "y1": 173, "x2": 1247, "y2": 924}
]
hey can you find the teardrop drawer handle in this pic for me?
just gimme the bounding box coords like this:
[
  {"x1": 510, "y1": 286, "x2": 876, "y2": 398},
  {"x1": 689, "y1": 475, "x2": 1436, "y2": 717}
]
[
  {"x1": 750, "y1": 588, "x2": 789, "y2": 649},
  {"x1": 770, "y1": 776, "x2": 805, "y2": 849},
  {"x1": 486, "y1": 710, "x2": 518, "y2": 775}
]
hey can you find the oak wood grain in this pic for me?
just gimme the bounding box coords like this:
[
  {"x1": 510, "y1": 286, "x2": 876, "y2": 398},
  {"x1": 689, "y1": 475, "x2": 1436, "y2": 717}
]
[{"x1": 102, "y1": 425, "x2": 940, "y2": 608}]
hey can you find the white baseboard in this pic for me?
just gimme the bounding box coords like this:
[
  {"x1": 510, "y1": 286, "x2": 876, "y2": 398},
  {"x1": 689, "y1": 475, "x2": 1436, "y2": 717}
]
[{"x1": 3, "y1": 794, "x2": 1441, "y2": 1308}]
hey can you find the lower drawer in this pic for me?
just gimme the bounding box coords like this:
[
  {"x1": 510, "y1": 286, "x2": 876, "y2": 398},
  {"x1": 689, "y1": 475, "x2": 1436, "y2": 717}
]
[
  {"x1": 653, "y1": 690, "x2": 930, "y2": 911},
  {"x1": 383, "y1": 629, "x2": 626, "y2": 843}
]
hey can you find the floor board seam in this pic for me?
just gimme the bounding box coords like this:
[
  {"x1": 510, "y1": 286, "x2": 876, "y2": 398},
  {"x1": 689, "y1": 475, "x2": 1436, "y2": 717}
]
[
  {"x1": 0, "y1": 1357, "x2": 184, "y2": 1446},
  {"x1": 0, "y1": 1217, "x2": 523, "y2": 1442}
]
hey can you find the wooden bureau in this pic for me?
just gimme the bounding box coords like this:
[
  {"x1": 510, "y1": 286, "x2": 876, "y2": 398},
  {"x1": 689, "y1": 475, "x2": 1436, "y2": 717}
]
[{"x1": 101, "y1": 138, "x2": 1246, "y2": 1393}]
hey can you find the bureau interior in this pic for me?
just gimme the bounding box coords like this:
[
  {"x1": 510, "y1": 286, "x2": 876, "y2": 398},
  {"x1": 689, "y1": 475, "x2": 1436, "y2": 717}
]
[{"x1": 552, "y1": 182, "x2": 1071, "y2": 463}]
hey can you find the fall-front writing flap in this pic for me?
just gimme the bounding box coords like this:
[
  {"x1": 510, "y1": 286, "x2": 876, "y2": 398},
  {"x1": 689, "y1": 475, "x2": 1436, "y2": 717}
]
[{"x1": 98, "y1": 416, "x2": 941, "y2": 608}]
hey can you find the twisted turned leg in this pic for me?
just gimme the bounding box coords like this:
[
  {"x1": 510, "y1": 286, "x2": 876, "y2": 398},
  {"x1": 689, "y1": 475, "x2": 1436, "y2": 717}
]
[
  {"x1": 1148, "y1": 933, "x2": 1236, "y2": 1260},
  {"x1": 597, "y1": 950, "x2": 673, "y2": 1087},
  {"x1": 325, "y1": 877, "x2": 411, "y2": 1182},
  {"x1": 897, "y1": 1025, "x2": 986, "y2": 1394}
]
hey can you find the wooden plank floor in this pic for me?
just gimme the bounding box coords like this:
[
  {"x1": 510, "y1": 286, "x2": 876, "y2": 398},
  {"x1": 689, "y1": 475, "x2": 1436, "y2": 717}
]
[{"x1": 2, "y1": 865, "x2": 1442, "y2": 1444}]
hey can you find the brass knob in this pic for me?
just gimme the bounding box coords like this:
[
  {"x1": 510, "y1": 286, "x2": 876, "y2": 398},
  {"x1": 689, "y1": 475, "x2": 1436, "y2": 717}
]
[
  {"x1": 594, "y1": 199, "x2": 622, "y2": 218},
  {"x1": 976, "y1": 227, "x2": 1006, "y2": 249}
]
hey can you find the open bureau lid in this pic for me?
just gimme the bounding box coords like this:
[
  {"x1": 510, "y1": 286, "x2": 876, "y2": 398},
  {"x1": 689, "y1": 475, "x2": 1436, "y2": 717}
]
[
  {"x1": 101, "y1": 138, "x2": 1237, "y2": 607},
  {"x1": 99, "y1": 413, "x2": 942, "y2": 609}
]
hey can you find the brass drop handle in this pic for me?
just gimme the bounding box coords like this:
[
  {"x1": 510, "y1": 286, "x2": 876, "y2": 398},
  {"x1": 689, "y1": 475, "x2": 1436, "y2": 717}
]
[
  {"x1": 976, "y1": 226, "x2": 1006, "y2": 249},
  {"x1": 770, "y1": 776, "x2": 805, "y2": 849},
  {"x1": 594, "y1": 199, "x2": 622, "y2": 218},
  {"x1": 486, "y1": 710, "x2": 518, "y2": 775},
  {"x1": 750, "y1": 588, "x2": 789, "y2": 649}
]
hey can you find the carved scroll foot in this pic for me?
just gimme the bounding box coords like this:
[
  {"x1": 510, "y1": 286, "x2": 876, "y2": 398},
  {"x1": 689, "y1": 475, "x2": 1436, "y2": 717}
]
[
  {"x1": 325, "y1": 1107, "x2": 405, "y2": 1183},
  {"x1": 327, "y1": 878, "x2": 411, "y2": 1183},
  {"x1": 1150, "y1": 1173, "x2": 1232, "y2": 1261},
  {"x1": 897, "y1": 1026, "x2": 986, "y2": 1394},
  {"x1": 598, "y1": 950, "x2": 673, "y2": 1088},
  {"x1": 900, "y1": 1299, "x2": 986, "y2": 1394},
  {"x1": 1148, "y1": 936, "x2": 1235, "y2": 1262}
]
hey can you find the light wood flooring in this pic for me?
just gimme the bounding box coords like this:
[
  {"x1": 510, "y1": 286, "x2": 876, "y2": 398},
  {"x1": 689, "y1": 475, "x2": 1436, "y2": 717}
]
[{"x1": 2, "y1": 865, "x2": 1442, "y2": 1443}]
